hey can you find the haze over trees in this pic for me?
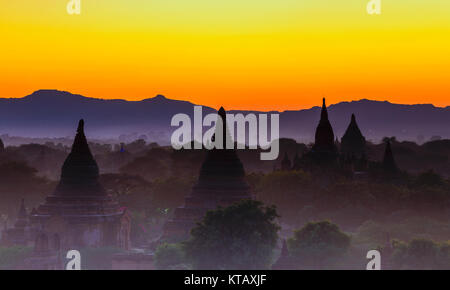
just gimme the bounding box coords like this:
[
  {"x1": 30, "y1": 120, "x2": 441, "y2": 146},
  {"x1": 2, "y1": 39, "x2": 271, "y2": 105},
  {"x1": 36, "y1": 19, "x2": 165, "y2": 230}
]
[
  {"x1": 2, "y1": 121, "x2": 450, "y2": 268},
  {"x1": 288, "y1": 221, "x2": 351, "y2": 269},
  {"x1": 184, "y1": 200, "x2": 280, "y2": 270}
]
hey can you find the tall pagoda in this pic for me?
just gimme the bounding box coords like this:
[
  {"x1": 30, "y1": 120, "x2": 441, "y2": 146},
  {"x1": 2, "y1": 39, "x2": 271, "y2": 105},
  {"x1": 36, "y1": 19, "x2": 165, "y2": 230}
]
[
  {"x1": 340, "y1": 114, "x2": 366, "y2": 158},
  {"x1": 313, "y1": 98, "x2": 336, "y2": 153},
  {"x1": 162, "y1": 107, "x2": 253, "y2": 240},
  {"x1": 301, "y1": 98, "x2": 338, "y2": 168},
  {"x1": 30, "y1": 120, "x2": 130, "y2": 250}
]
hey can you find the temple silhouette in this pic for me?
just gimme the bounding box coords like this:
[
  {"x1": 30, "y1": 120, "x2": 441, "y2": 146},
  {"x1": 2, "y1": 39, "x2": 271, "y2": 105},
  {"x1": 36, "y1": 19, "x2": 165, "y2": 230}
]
[
  {"x1": 31, "y1": 119, "x2": 130, "y2": 249},
  {"x1": 0, "y1": 99, "x2": 404, "y2": 269},
  {"x1": 280, "y1": 98, "x2": 398, "y2": 179},
  {"x1": 296, "y1": 98, "x2": 338, "y2": 170},
  {"x1": 341, "y1": 113, "x2": 366, "y2": 158},
  {"x1": 1, "y1": 120, "x2": 131, "y2": 268},
  {"x1": 162, "y1": 107, "x2": 253, "y2": 240}
]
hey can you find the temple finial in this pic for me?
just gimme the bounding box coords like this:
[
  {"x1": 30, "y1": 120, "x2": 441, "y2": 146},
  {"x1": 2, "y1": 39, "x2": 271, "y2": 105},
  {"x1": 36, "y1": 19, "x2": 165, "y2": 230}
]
[
  {"x1": 56, "y1": 118, "x2": 101, "y2": 196},
  {"x1": 320, "y1": 98, "x2": 329, "y2": 121},
  {"x1": 77, "y1": 119, "x2": 84, "y2": 134},
  {"x1": 341, "y1": 113, "x2": 366, "y2": 156},
  {"x1": 218, "y1": 107, "x2": 226, "y2": 120},
  {"x1": 212, "y1": 107, "x2": 231, "y2": 146},
  {"x1": 313, "y1": 97, "x2": 335, "y2": 153}
]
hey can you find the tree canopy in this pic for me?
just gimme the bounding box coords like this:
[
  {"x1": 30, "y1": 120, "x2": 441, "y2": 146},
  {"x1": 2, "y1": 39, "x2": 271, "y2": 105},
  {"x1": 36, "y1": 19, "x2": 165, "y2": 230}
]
[
  {"x1": 184, "y1": 200, "x2": 280, "y2": 270},
  {"x1": 288, "y1": 220, "x2": 351, "y2": 269}
]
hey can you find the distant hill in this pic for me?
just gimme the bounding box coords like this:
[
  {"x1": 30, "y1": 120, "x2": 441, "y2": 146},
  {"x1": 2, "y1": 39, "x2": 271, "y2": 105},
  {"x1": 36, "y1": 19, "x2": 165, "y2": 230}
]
[
  {"x1": 0, "y1": 90, "x2": 448, "y2": 144},
  {"x1": 0, "y1": 90, "x2": 216, "y2": 141}
]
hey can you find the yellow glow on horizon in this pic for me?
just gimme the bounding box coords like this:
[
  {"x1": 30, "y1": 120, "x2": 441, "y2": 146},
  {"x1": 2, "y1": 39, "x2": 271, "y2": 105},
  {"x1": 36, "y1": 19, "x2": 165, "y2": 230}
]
[{"x1": 1, "y1": 0, "x2": 449, "y2": 110}]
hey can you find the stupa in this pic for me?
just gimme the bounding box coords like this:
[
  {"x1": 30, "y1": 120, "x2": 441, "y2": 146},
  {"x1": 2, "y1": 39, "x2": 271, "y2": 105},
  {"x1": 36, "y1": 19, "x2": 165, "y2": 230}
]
[
  {"x1": 301, "y1": 98, "x2": 338, "y2": 167},
  {"x1": 313, "y1": 98, "x2": 336, "y2": 153},
  {"x1": 162, "y1": 107, "x2": 253, "y2": 240},
  {"x1": 30, "y1": 120, "x2": 130, "y2": 250},
  {"x1": 340, "y1": 114, "x2": 366, "y2": 158}
]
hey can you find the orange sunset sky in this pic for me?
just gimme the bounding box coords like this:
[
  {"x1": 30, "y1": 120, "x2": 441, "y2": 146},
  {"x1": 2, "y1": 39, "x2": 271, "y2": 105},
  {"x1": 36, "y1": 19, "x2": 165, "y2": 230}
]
[{"x1": 0, "y1": 0, "x2": 449, "y2": 111}]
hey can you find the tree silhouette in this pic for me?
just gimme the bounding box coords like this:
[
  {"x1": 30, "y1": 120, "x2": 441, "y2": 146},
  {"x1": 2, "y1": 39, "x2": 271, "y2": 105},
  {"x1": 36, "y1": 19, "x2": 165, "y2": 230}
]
[
  {"x1": 184, "y1": 200, "x2": 280, "y2": 270},
  {"x1": 288, "y1": 221, "x2": 350, "y2": 269}
]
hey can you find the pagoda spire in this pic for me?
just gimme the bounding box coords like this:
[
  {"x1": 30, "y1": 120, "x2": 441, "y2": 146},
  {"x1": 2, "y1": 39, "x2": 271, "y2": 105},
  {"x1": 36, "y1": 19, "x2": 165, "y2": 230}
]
[
  {"x1": 71, "y1": 119, "x2": 91, "y2": 156},
  {"x1": 212, "y1": 106, "x2": 233, "y2": 149},
  {"x1": 341, "y1": 113, "x2": 366, "y2": 157},
  {"x1": 197, "y1": 106, "x2": 248, "y2": 189},
  {"x1": 162, "y1": 106, "x2": 252, "y2": 239},
  {"x1": 313, "y1": 98, "x2": 335, "y2": 152},
  {"x1": 218, "y1": 106, "x2": 226, "y2": 120},
  {"x1": 54, "y1": 119, "x2": 105, "y2": 196},
  {"x1": 320, "y1": 98, "x2": 329, "y2": 121},
  {"x1": 217, "y1": 107, "x2": 227, "y2": 147}
]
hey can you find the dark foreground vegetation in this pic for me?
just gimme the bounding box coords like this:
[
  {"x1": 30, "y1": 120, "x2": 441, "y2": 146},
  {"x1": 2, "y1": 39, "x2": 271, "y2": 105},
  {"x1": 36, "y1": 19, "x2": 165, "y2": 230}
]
[{"x1": 1, "y1": 137, "x2": 450, "y2": 269}]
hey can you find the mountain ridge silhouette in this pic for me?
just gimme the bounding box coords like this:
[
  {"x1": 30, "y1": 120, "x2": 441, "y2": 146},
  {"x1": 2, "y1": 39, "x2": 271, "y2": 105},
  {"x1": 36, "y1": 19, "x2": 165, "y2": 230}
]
[{"x1": 0, "y1": 90, "x2": 448, "y2": 143}]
